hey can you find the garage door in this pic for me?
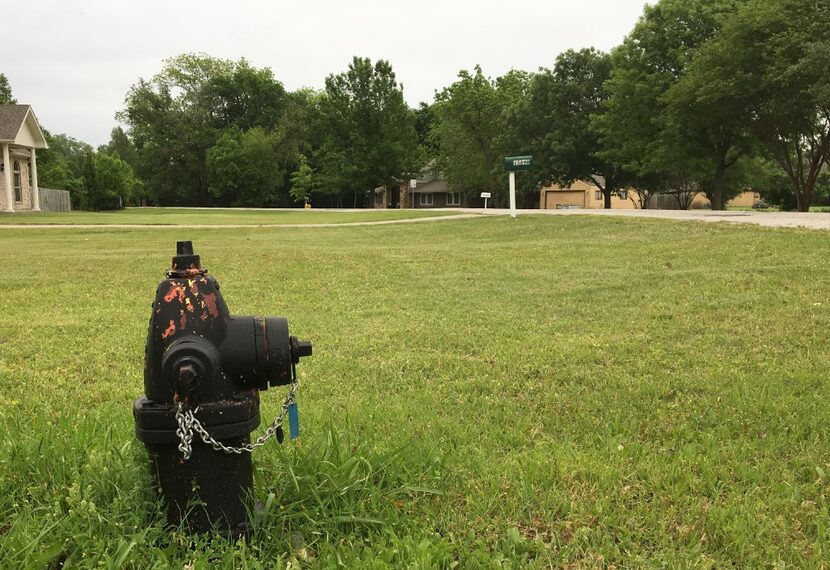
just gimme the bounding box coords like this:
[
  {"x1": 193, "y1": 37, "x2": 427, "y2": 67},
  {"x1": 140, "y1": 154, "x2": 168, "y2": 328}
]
[{"x1": 544, "y1": 191, "x2": 584, "y2": 209}]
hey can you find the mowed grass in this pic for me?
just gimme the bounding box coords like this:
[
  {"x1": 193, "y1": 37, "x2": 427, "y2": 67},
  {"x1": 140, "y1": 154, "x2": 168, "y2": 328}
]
[
  {"x1": 1, "y1": 215, "x2": 829, "y2": 567},
  {"x1": 0, "y1": 207, "x2": 457, "y2": 225}
]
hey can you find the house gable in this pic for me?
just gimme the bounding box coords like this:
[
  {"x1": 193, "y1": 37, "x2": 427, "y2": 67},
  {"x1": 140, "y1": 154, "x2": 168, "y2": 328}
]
[{"x1": 0, "y1": 105, "x2": 48, "y2": 149}]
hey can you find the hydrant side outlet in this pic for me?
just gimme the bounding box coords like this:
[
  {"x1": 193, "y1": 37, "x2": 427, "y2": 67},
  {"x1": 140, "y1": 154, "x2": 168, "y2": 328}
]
[{"x1": 133, "y1": 241, "x2": 312, "y2": 535}]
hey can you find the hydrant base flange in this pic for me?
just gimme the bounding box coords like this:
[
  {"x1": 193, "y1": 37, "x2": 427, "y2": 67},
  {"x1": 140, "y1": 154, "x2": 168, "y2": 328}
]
[{"x1": 133, "y1": 395, "x2": 261, "y2": 445}]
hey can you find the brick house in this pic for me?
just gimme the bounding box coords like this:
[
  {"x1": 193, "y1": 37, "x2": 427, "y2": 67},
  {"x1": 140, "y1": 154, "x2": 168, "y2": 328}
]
[
  {"x1": 374, "y1": 162, "x2": 466, "y2": 209},
  {"x1": 0, "y1": 104, "x2": 48, "y2": 212}
]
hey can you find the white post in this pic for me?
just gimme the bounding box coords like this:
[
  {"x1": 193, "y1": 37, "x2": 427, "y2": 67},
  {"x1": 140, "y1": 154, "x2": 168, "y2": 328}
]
[
  {"x1": 509, "y1": 171, "x2": 517, "y2": 218},
  {"x1": 2, "y1": 143, "x2": 13, "y2": 212},
  {"x1": 30, "y1": 148, "x2": 41, "y2": 211}
]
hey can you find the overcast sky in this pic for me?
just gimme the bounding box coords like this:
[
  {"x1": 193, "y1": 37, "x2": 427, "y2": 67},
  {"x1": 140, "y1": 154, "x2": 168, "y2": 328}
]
[{"x1": 4, "y1": 0, "x2": 648, "y2": 147}]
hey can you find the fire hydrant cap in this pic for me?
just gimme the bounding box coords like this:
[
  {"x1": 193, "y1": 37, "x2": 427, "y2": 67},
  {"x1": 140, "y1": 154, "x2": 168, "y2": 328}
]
[{"x1": 170, "y1": 240, "x2": 203, "y2": 275}]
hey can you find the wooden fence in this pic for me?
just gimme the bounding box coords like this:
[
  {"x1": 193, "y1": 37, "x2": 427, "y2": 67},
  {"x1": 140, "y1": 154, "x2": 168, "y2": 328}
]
[{"x1": 39, "y1": 188, "x2": 71, "y2": 212}]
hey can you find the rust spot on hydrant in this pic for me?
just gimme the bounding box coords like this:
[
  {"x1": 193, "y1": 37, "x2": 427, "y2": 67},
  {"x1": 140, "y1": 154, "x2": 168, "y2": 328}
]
[
  {"x1": 203, "y1": 293, "x2": 219, "y2": 319},
  {"x1": 163, "y1": 284, "x2": 178, "y2": 302},
  {"x1": 161, "y1": 319, "x2": 176, "y2": 339}
]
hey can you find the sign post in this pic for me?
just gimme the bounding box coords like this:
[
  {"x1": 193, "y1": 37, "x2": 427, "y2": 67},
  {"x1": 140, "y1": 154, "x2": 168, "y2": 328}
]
[
  {"x1": 409, "y1": 179, "x2": 417, "y2": 209},
  {"x1": 504, "y1": 155, "x2": 532, "y2": 219},
  {"x1": 480, "y1": 192, "x2": 491, "y2": 209}
]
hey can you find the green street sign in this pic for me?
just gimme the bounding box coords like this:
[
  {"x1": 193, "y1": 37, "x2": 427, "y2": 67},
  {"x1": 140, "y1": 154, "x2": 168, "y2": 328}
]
[{"x1": 504, "y1": 155, "x2": 532, "y2": 171}]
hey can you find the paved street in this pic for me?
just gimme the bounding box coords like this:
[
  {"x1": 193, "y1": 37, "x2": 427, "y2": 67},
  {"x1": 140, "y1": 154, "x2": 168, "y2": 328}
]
[{"x1": 451, "y1": 207, "x2": 830, "y2": 230}]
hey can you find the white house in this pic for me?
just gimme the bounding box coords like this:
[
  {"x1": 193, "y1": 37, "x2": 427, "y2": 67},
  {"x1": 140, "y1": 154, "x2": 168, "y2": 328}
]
[{"x1": 0, "y1": 104, "x2": 48, "y2": 212}]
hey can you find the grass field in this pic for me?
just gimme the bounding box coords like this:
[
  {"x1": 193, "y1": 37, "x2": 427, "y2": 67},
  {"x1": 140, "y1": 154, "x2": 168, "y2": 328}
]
[
  {"x1": 1, "y1": 215, "x2": 829, "y2": 567},
  {"x1": 0, "y1": 207, "x2": 456, "y2": 225}
]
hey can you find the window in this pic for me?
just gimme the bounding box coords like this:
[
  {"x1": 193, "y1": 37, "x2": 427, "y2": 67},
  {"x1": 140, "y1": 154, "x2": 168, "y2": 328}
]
[
  {"x1": 447, "y1": 192, "x2": 461, "y2": 206},
  {"x1": 13, "y1": 161, "x2": 21, "y2": 202},
  {"x1": 420, "y1": 192, "x2": 433, "y2": 206},
  {"x1": 619, "y1": 190, "x2": 628, "y2": 200},
  {"x1": 594, "y1": 190, "x2": 602, "y2": 201}
]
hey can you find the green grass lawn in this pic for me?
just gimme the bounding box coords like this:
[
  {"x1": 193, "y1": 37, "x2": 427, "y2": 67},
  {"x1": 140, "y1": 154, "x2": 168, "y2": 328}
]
[
  {"x1": 1, "y1": 216, "x2": 829, "y2": 567},
  {"x1": 0, "y1": 207, "x2": 458, "y2": 225}
]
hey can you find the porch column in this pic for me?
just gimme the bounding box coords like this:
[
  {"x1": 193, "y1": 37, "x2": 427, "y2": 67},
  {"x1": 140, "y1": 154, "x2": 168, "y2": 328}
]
[
  {"x1": 2, "y1": 143, "x2": 13, "y2": 212},
  {"x1": 30, "y1": 148, "x2": 41, "y2": 211}
]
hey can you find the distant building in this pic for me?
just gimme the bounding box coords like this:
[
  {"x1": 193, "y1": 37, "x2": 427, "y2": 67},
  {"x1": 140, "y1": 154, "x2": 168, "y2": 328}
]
[
  {"x1": 540, "y1": 178, "x2": 760, "y2": 210},
  {"x1": 0, "y1": 104, "x2": 48, "y2": 212},
  {"x1": 539, "y1": 179, "x2": 636, "y2": 210},
  {"x1": 374, "y1": 162, "x2": 466, "y2": 209}
]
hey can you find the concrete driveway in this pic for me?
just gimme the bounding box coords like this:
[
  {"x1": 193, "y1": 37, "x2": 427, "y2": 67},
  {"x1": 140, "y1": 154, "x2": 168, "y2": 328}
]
[{"x1": 446, "y1": 207, "x2": 830, "y2": 230}]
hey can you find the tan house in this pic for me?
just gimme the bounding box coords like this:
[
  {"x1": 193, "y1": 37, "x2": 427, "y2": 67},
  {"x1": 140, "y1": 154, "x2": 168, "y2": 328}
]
[
  {"x1": 0, "y1": 104, "x2": 48, "y2": 212},
  {"x1": 541, "y1": 179, "x2": 760, "y2": 210},
  {"x1": 540, "y1": 179, "x2": 637, "y2": 210},
  {"x1": 690, "y1": 191, "x2": 759, "y2": 209}
]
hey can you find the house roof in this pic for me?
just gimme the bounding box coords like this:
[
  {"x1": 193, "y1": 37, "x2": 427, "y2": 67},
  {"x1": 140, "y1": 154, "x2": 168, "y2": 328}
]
[
  {"x1": 413, "y1": 178, "x2": 449, "y2": 194},
  {"x1": 0, "y1": 105, "x2": 48, "y2": 149}
]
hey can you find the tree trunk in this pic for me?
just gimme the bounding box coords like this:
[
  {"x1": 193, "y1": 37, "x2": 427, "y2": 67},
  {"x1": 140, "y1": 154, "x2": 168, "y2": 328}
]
[
  {"x1": 602, "y1": 176, "x2": 615, "y2": 210},
  {"x1": 795, "y1": 183, "x2": 813, "y2": 212},
  {"x1": 711, "y1": 163, "x2": 726, "y2": 210}
]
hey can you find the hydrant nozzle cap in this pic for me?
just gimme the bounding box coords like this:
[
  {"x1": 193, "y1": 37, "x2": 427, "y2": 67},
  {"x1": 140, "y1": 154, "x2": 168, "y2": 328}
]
[{"x1": 170, "y1": 240, "x2": 204, "y2": 276}]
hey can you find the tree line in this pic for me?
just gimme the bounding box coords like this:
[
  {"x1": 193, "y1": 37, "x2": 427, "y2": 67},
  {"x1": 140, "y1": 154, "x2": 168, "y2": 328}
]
[{"x1": 3, "y1": 0, "x2": 828, "y2": 211}]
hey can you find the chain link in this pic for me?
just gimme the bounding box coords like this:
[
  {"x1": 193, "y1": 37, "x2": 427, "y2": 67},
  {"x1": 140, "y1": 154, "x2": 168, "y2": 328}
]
[{"x1": 175, "y1": 380, "x2": 299, "y2": 460}]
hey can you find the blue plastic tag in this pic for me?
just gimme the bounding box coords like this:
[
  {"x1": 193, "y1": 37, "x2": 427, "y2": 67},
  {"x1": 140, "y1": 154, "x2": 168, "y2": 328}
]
[{"x1": 287, "y1": 402, "x2": 300, "y2": 440}]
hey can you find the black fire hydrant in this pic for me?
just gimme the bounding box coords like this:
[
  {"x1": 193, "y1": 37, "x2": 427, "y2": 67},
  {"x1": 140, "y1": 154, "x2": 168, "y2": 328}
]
[{"x1": 133, "y1": 241, "x2": 311, "y2": 535}]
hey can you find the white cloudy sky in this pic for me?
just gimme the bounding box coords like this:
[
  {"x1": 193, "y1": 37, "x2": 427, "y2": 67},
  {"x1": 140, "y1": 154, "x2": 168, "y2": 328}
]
[{"x1": 4, "y1": 0, "x2": 648, "y2": 147}]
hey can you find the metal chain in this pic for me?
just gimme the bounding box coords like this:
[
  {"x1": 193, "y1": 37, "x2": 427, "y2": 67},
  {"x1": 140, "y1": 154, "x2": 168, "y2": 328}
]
[
  {"x1": 174, "y1": 380, "x2": 299, "y2": 460},
  {"x1": 175, "y1": 400, "x2": 196, "y2": 460}
]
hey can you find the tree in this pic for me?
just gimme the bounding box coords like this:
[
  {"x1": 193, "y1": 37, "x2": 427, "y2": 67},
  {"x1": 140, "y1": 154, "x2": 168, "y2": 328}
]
[
  {"x1": 207, "y1": 127, "x2": 289, "y2": 207},
  {"x1": 37, "y1": 131, "x2": 91, "y2": 208},
  {"x1": 289, "y1": 155, "x2": 314, "y2": 204},
  {"x1": 204, "y1": 59, "x2": 287, "y2": 131},
  {"x1": 98, "y1": 127, "x2": 138, "y2": 169},
  {"x1": 0, "y1": 73, "x2": 15, "y2": 104},
  {"x1": 413, "y1": 102, "x2": 438, "y2": 162},
  {"x1": 119, "y1": 54, "x2": 292, "y2": 206},
  {"x1": 432, "y1": 67, "x2": 531, "y2": 207},
  {"x1": 88, "y1": 152, "x2": 139, "y2": 210},
  {"x1": 595, "y1": 0, "x2": 746, "y2": 209},
  {"x1": 693, "y1": 0, "x2": 830, "y2": 211},
  {"x1": 315, "y1": 57, "x2": 419, "y2": 207},
  {"x1": 520, "y1": 48, "x2": 630, "y2": 209}
]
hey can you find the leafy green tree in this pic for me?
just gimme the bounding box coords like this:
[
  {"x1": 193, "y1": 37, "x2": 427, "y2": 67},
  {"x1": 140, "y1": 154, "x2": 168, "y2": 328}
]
[
  {"x1": 207, "y1": 127, "x2": 289, "y2": 206},
  {"x1": 595, "y1": 0, "x2": 746, "y2": 209},
  {"x1": 88, "y1": 152, "x2": 139, "y2": 210},
  {"x1": 37, "y1": 131, "x2": 91, "y2": 208},
  {"x1": 690, "y1": 0, "x2": 830, "y2": 211},
  {"x1": 0, "y1": 73, "x2": 15, "y2": 104},
  {"x1": 289, "y1": 155, "x2": 314, "y2": 204},
  {"x1": 413, "y1": 102, "x2": 437, "y2": 159},
  {"x1": 98, "y1": 127, "x2": 138, "y2": 169},
  {"x1": 205, "y1": 59, "x2": 287, "y2": 130},
  {"x1": 519, "y1": 48, "x2": 630, "y2": 209},
  {"x1": 315, "y1": 57, "x2": 419, "y2": 207},
  {"x1": 119, "y1": 54, "x2": 292, "y2": 206},
  {"x1": 432, "y1": 67, "x2": 531, "y2": 207}
]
